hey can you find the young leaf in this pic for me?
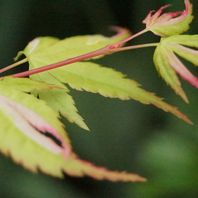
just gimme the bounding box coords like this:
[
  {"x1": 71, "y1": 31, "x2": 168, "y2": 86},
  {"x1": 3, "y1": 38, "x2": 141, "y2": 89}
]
[
  {"x1": 153, "y1": 35, "x2": 198, "y2": 102},
  {"x1": 143, "y1": 0, "x2": 193, "y2": 37}
]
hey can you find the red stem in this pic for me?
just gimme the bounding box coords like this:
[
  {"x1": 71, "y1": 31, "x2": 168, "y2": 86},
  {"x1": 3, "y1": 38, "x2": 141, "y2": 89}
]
[
  {"x1": 11, "y1": 28, "x2": 147, "y2": 78},
  {"x1": 12, "y1": 46, "x2": 110, "y2": 78}
]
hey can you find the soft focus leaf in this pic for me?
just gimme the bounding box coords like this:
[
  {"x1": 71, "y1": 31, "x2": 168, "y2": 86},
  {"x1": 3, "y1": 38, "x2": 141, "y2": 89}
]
[
  {"x1": 61, "y1": 156, "x2": 146, "y2": 182},
  {"x1": 0, "y1": 81, "x2": 145, "y2": 182},
  {"x1": 0, "y1": 84, "x2": 71, "y2": 167}
]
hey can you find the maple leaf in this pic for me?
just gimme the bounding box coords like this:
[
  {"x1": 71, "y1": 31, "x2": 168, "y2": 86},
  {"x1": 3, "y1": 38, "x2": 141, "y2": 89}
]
[
  {"x1": 154, "y1": 35, "x2": 198, "y2": 103},
  {"x1": 15, "y1": 29, "x2": 131, "y2": 131},
  {"x1": 143, "y1": 0, "x2": 193, "y2": 37},
  {"x1": 0, "y1": 78, "x2": 71, "y2": 157},
  {"x1": 16, "y1": 34, "x2": 192, "y2": 125},
  {"x1": 0, "y1": 77, "x2": 145, "y2": 182},
  {"x1": 0, "y1": 0, "x2": 195, "y2": 183}
]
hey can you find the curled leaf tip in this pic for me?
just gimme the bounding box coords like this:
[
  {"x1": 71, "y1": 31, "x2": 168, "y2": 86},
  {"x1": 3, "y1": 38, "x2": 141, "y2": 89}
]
[
  {"x1": 110, "y1": 26, "x2": 131, "y2": 37},
  {"x1": 143, "y1": 0, "x2": 193, "y2": 36},
  {"x1": 184, "y1": 0, "x2": 192, "y2": 13}
]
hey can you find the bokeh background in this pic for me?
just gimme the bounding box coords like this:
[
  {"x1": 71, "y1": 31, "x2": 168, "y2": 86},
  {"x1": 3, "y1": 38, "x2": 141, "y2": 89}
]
[{"x1": 0, "y1": 0, "x2": 197, "y2": 197}]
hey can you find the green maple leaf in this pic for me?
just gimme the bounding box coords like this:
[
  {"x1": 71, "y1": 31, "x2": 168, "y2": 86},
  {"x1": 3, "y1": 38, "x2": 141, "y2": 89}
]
[
  {"x1": 17, "y1": 34, "x2": 191, "y2": 125},
  {"x1": 15, "y1": 30, "x2": 132, "y2": 131},
  {"x1": 0, "y1": 77, "x2": 145, "y2": 182},
  {"x1": 154, "y1": 35, "x2": 198, "y2": 103}
]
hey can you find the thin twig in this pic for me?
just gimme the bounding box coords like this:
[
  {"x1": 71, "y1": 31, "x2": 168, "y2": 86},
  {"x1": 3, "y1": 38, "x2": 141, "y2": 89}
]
[
  {"x1": 111, "y1": 43, "x2": 158, "y2": 53},
  {"x1": 0, "y1": 58, "x2": 28, "y2": 74}
]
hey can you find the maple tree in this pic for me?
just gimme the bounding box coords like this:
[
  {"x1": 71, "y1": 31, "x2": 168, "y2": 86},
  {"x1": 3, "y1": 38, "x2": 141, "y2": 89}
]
[{"x1": 0, "y1": 0, "x2": 197, "y2": 182}]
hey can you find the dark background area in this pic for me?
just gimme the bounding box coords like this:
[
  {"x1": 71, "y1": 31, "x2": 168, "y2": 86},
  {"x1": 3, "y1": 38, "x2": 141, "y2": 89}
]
[{"x1": 0, "y1": 0, "x2": 197, "y2": 197}]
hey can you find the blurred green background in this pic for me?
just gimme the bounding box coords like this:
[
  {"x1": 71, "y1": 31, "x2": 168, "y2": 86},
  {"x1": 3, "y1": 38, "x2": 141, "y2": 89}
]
[{"x1": 0, "y1": 0, "x2": 197, "y2": 197}]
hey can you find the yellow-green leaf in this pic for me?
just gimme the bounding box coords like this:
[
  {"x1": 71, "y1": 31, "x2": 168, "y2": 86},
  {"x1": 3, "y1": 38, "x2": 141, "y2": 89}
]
[
  {"x1": 20, "y1": 34, "x2": 192, "y2": 124},
  {"x1": 39, "y1": 88, "x2": 89, "y2": 131},
  {"x1": 165, "y1": 35, "x2": 198, "y2": 66},
  {"x1": 153, "y1": 35, "x2": 198, "y2": 101},
  {"x1": 0, "y1": 83, "x2": 144, "y2": 182},
  {"x1": 17, "y1": 30, "x2": 132, "y2": 130},
  {"x1": 154, "y1": 44, "x2": 188, "y2": 102},
  {"x1": 29, "y1": 70, "x2": 89, "y2": 131},
  {"x1": 21, "y1": 28, "x2": 130, "y2": 62}
]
